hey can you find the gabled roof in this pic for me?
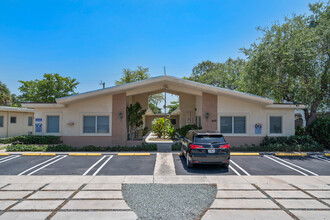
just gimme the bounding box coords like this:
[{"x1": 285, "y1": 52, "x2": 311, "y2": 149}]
[
  {"x1": 55, "y1": 75, "x2": 274, "y2": 105},
  {"x1": 0, "y1": 106, "x2": 34, "y2": 113}
]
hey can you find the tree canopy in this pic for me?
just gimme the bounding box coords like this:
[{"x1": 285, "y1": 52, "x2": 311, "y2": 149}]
[
  {"x1": 185, "y1": 2, "x2": 329, "y2": 125},
  {"x1": 0, "y1": 81, "x2": 11, "y2": 106},
  {"x1": 241, "y1": 2, "x2": 329, "y2": 125},
  {"x1": 18, "y1": 73, "x2": 79, "y2": 103},
  {"x1": 115, "y1": 66, "x2": 150, "y2": 85}
]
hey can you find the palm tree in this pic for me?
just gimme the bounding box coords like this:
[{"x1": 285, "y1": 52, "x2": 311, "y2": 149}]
[{"x1": 127, "y1": 102, "x2": 146, "y2": 140}]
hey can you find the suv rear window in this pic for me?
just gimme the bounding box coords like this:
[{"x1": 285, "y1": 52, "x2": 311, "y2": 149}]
[{"x1": 194, "y1": 135, "x2": 225, "y2": 144}]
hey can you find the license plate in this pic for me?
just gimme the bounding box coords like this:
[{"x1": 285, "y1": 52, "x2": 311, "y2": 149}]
[{"x1": 208, "y1": 149, "x2": 215, "y2": 153}]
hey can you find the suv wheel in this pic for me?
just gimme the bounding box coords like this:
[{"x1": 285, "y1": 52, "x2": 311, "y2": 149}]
[{"x1": 186, "y1": 154, "x2": 193, "y2": 168}]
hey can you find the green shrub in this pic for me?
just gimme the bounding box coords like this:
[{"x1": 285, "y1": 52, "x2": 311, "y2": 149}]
[
  {"x1": 176, "y1": 124, "x2": 199, "y2": 137},
  {"x1": 7, "y1": 144, "x2": 46, "y2": 151},
  {"x1": 171, "y1": 142, "x2": 182, "y2": 151},
  {"x1": 231, "y1": 135, "x2": 324, "y2": 152},
  {"x1": 6, "y1": 143, "x2": 158, "y2": 152},
  {"x1": 105, "y1": 143, "x2": 157, "y2": 151},
  {"x1": 45, "y1": 145, "x2": 76, "y2": 152},
  {"x1": 0, "y1": 135, "x2": 61, "y2": 145},
  {"x1": 295, "y1": 126, "x2": 306, "y2": 136},
  {"x1": 152, "y1": 118, "x2": 169, "y2": 138},
  {"x1": 306, "y1": 115, "x2": 329, "y2": 149}
]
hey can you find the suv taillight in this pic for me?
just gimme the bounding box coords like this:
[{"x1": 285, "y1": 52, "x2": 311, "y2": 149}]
[
  {"x1": 219, "y1": 144, "x2": 230, "y2": 149},
  {"x1": 190, "y1": 144, "x2": 204, "y2": 149}
]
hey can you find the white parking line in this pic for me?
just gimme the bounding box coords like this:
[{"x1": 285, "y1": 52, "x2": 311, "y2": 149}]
[
  {"x1": 264, "y1": 155, "x2": 308, "y2": 176},
  {"x1": 311, "y1": 155, "x2": 330, "y2": 163},
  {"x1": 18, "y1": 155, "x2": 61, "y2": 176},
  {"x1": 230, "y1": 160, "x2": 251, "y2": 176},
  {"x1": 26, "y1": 155, "x2": 67, "y2": 176},
  {"x1": 270, "y1": 155, "x2": 318, "y2": 176},
  {"x1": 82, "y1": 155, "x2": 107, "y2": 176},
  {"x1": 0, "y1": 155, "x2": 16, "y2": 162},
  {"x1": 229, "y1": 165, "x2": 241, "y2": 176},
  {"x1": 92, "y1": 155, "x2": 113, "y2": 176},
  {"x1": 0, "y1": 155, "x2": 20, "y2": 164}
]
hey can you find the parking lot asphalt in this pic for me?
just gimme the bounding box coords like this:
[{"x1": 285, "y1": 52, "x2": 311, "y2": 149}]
[{"x1": 0, "y1": 153, "x2": 328, "y2": 176}]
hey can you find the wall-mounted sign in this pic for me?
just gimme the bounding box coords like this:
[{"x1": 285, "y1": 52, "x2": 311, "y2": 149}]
[
  {"x1": 35, "y1": 118, "x2": 42, "y2": 132},
  {"x1": 255, "y1": 123, "x2": 262, "y2": 134}
]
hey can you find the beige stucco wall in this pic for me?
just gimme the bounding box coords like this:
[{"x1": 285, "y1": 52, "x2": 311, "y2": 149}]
[
  {"x1": 32, "y1": 94, "x2": 113, "y2": 137},
  {"x1": 0, "y1": 111, "x2": 34, "y2": 138},
  {"x1": 217, "y1": 95, "x2": 295, "y2": 137},
  {"x1": 179, "y1": 93, "x2": 196, "y2": 127}
]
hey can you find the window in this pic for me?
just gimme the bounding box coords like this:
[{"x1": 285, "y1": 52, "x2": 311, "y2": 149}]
[
  {"x1": 0, "y1": 116, "x2": 3, "y2": 127},
  {"x1": 28, "y1": 117, "x2": 33, "y2": 126},
  {"x1": 83, "y1": 116, "x2": 109, "y2": 134},
  {"x1": 47, "y1": 116, "x2": 60, "y2": 133},
  {"x1": 194, "y1": 135, "x2": 225, "y2": 144},
  {"x1": 170, "y1": 119, "x2": 176, "y2": 125},
  {"x1": 10, "y1": 117, "x2": 16, "y2": 124},
  {"x1": 220, "y1": 116, "x2": 246, "y2": 134},
  {"x1": 270, "y1": 116, "x2": 282, "y2": 134}
]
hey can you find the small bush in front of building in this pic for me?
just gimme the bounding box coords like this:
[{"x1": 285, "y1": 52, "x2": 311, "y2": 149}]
[
  {"x1": 0, "y1": 135, "x2": 61, "y2": 145},
  {"x1": 306, "y1": 115, "x2": 330, "y2": 149},
  {"x1": 176, "y1": 124, "x2": 200, "y2": 137},
  {"x1": 6, "y1": 144, "x2": 46, "y2": 151},
  {"x1": 171, "y1": 142, "x2": 182, "y2": 151},
  {"x1": 45, "y1": 145, "x2": 76, "y2": 151},
  {"x1": 105, "y1": 143, "x2": 157, "y2": 151}
]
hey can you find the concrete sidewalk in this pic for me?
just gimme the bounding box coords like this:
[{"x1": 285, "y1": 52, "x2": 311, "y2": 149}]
[{"x1": 0, "y1": 175, "x2": 329, "y2": 219}]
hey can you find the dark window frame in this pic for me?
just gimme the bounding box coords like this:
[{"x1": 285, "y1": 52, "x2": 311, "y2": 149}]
[{"x1": 10, "y1": 116, "x2": 16, "y2": 124}]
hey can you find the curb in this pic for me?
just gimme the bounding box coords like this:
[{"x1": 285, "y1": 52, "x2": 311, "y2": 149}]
[
  {"x1": 68, "y1": 153, "x2": 102, "y2": 156},
  {"x1": 274, "y1": 152, "x2": 308, "y2": 157},
  {"x1": 230, "y1": 152, "x2": 260, "y2": 156},
  {"x1": 118, "y1": 153, "x2": 150, "y2": 156}
]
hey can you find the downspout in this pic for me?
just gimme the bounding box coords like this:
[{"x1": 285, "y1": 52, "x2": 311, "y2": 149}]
[{"x1": 6, "y1": 111, "x2": 9, "y2": 137}]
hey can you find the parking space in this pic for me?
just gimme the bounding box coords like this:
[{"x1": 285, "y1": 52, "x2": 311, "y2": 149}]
[
  {"x1": 97, "y1": 154, "x2": 156, "y2": 175},
  {"x1": 0, "y1": 153, "x2": 328, "y2": 176},
  {"x1": 0, "y1": 154, "x2": 157, "y2": 176},
  {"x1": 173, "y1": 154, "x2": 330, "y2": 176}
]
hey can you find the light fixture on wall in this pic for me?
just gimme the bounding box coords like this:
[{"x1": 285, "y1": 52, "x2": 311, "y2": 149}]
[
  {"x1": 119, "y1": 112, "x2": 123, "y2": 120},
  {"x1": 205, "y1": 112, "x2": 209, "y2": 121}
]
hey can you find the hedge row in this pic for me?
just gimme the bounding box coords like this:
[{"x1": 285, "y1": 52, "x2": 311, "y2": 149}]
[
  {"x1": 6, "y1": 143, "x2": 157, "y2": 152},
  {"x1": 0, "y1": 135, "x2": 61, "y2": 145},
  {"x1": 171, "y1": 135, "x2": 325, "y2": 152}
]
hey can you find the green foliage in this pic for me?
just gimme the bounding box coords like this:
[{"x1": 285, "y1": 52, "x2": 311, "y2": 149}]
[
  {"x1": 167, "y1": 124, "x2": 178, "y2": 140},
  {"x1": 0, "y1": 135, "x2": 62, "y2": 144},
  {"x1": 241, "y1": 2, "x2": 329, "y2": 125},
  {"x1": 176, "y1": 124, "x2": 199, "y2": 137},
  {"x1": 295, "y1": 126, "x2": 306, "y2": 136},
  {"x1": 152, "y1": 117, "x2": 169, "y2": 138},
  {"x1": 115, "y1": 66, "x2": 150, "y2": 85},
  {"x1": 167, "y1": 101, "x2": 179, "y2": 114},
  {"x1": 142, "y1": 127, "x2": 149, "y2": 137},
  {"x1": 306, "y1": 115, "x2": 330, "y2": 148},
  {"x1": 0, "y1": 81, "x2": 11, "y2": 106},
  {"x1": 6, "y1": 143, "x2": 157, "y2": 152},
  {"x1": 148, "y1": 103, "x2": 162, "y2": 114},
  {"x1": 127, "y1": 102, "x2": 146, "y2": 140},
  {"x1": 18, "y1": 73, "x2": 79, "y2": 103},
  {"x1": 184, "y1": 58, "x2": 246, "y2": 90},
  {"x1": 171, "y1": 142, "x2": 182, "y2": 151}
]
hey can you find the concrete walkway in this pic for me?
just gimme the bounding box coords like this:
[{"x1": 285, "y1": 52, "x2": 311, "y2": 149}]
[
  {"x1": 153, "y1": 153, "x2": 176, "y2": 176},
  {"x1": 0, "y1": 175, "x2": 329, "y2": 219}
]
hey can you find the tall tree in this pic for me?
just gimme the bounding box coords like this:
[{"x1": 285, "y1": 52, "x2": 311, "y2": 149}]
[
  {"x1": 185, "y1": 58, "x2": 246, "y2": 90},
  {"x1": 241, "y1": 2, "x2": 329, "y2": 125},
  {"x1": 18, "y1": 73, "x2": 79, "y2": 103},
  {"x1": 167, "y1": 101, "x2": 179, "y2": 114},
  {"x1": 127, "y1": 102, "x2": 146, "y2": 140},
  {"x1": 149, "y1": 93, "x2": 164, "y2": 114},
  {"x1": 0, "y1": 81, "x2": 11, "y2": 106},
  {"x1": 115, "y1": 66, "x2": 150, "y2": 85}
]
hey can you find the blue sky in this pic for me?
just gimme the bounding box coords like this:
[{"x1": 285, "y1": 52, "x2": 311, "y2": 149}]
[{"x1": 0, "y1": 0, "x2": 316, "y2": 95}]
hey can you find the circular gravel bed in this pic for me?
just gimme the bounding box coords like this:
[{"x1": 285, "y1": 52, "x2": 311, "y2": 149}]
[{"x1": 122, "y1": 184, "x2": 217, "y2": 220}]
